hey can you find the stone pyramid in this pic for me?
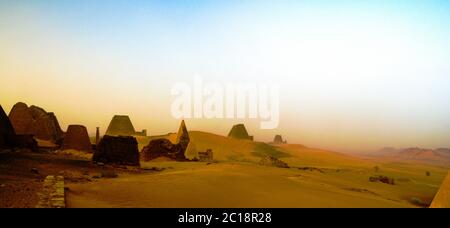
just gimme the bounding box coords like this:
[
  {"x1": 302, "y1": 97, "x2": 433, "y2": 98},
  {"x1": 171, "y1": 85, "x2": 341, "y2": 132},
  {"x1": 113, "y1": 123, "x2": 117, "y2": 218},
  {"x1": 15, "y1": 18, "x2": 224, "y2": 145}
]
[
  {"x1": 430, "y1": 170, "x2": 450, "y2": 208},
  {"x1": 93, "y1": 135, "x2": 140, "y2": 166},
  {"x1": 0, "y1": 105, "x2": 16, "y2": 149},
  {"x1": 228, "y1": 124, "x2": 253, "y2": 141},
  {"x1": 8, "y1": 102, "x2": 64, "y2": 143},
  {"x1": 141, "y1": 120, "x2": 190, "y2": 161},
  {"x1": 176, "y1": 120, "x2": 190, "y2": 146},
  {"x1": 273, "y1": 135, "x2": 287, "y2": 144},
  {"x1": 62, "y1": 125, "x2": 92, "y2": 153},
  {"x1": 105, "y1": 115, "x2": 136, "y2": 136}
]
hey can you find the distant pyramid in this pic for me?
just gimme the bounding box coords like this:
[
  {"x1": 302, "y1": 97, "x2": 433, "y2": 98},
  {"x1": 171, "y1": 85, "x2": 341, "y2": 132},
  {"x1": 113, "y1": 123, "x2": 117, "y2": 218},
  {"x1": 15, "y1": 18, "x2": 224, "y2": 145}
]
[
  {"x1": 228, "y1": 124, "x2": 253, "y2": 141},
  {"x1": 273, "y1": 135, "x2": 287, "y2": 144},
  {"x1": 105, "y1": 115, "x2": 136, "y2": 136},
  {"x1": 176, "y1": 120, "x2": 190, "y2": 145},
  {"x1": 430, "y1": 170, "x2": 450, "y2": 208}
]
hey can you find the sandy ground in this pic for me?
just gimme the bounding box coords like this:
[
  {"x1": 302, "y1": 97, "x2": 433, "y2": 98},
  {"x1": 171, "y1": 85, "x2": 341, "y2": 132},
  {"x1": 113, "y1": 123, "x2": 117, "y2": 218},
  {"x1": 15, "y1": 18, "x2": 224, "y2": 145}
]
[
  {"x1": 67, "y1": 162, "x2": 412, "y2": 208},
  {"x1": 66, "y1": 159, "x2": 448, "y2": 208},
  {"x1": 0, "y1": 149, "x2": 146, "y2": 208},
  {"x1": 2, "y1": 132, "x2": 449, "y2": 208}
]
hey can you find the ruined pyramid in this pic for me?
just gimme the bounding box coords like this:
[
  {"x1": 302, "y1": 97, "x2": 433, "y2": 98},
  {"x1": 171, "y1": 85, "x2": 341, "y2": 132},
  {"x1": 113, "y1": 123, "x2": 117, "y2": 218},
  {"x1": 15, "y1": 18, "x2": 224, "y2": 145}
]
[
  {"x1": 228, "y1": 124, "x2": 253, "y2": 141},
  {"x1": 62, "y1": 125, "x2": 92, "y2": 153},
  {"x1": 0, "y1": 105, "x2": 16, "y2": 149},
  {"x1": 141, "y1": 120, "x2": 190, "y2": 161},
  {"x1": 176, "y1": 120, "x2": 190, "y2": 146},
  {"x1": 93, "y1": 135, "x2": 140, "y2": 166},
  {"x1": 430, "y1": 170, "x2": 450, "y2": 208},
  {"x1": 8, "y1": 102, "x2": 64, "y2": 143},
  {"x1": 105, "y1": 115, "x2": 136, "y2": 136}
]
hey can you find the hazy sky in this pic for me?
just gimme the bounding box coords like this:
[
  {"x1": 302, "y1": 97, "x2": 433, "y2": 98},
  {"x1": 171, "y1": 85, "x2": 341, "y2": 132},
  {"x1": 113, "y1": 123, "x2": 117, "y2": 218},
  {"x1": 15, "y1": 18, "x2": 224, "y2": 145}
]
[{"x1": 1, "y1": 0, "x2": 449, "y2": 153}]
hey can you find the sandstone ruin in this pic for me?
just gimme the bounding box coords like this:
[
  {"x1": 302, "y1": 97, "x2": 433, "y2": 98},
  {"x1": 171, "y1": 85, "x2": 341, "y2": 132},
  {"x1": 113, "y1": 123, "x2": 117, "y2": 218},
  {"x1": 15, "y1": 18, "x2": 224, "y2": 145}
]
[
  {"x1": 105, "y1": 115, "x2": 146, "y2": 137},
  {"x1": 259, "y1": 156, "x2": 289, "y2": 168},
  {"x1": 13, "y1": 135, "x2": 38, "y2": 151},
  {"x1": 198, "y1": 149, "x2": 213, "y2": 162},
  {"x1": 0, "y1": 105, "x2": 16, "y2": 149},
  {"x1": 8, "y1": 102, "x2": 64, "y2": 143},
  {"x1": 228, "y1": 124, "x2": 253, "y2": 141},
  {"x1": 176, "y1": 120, "x2": 190, "y2": 147},
  {"x1": 62, "y1": 125, "x2": 92, "y2": 153},
  {"x1": 93, "y1": 135, "x2": 140, "y2": 166},
  {"x1": 1, "y1": 105, "x2": 37, "y2": 151},
  {"x1": 273, "y1": 135, "x2": 287, "y2": 144},
  {"x1": 141, "y1": 120, "x2": 190, "y2": 161},
  {"x1": 430, "y1": 170, "x2": 450, "y2": 208}
]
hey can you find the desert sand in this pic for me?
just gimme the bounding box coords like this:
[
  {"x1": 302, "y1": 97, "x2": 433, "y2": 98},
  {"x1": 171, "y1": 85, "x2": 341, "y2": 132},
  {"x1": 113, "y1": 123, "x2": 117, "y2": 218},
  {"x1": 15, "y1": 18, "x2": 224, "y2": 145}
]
[{"x1": 66, "y1": 131, "x2": 449, "y2": 208}]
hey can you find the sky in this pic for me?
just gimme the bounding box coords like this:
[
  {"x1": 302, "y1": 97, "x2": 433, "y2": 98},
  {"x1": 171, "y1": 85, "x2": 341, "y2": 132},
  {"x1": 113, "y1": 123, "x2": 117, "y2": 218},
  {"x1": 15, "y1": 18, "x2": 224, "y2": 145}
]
[{"x1": 1, "y1": 0, "x2": 449, "y2": 153}]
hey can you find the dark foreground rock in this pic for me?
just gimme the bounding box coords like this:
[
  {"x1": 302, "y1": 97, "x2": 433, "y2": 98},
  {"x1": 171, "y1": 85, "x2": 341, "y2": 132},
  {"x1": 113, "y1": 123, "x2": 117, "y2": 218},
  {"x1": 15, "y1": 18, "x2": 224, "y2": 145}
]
[{"x1": 93, "y1": 135, "x2": 140, "y2": 166}]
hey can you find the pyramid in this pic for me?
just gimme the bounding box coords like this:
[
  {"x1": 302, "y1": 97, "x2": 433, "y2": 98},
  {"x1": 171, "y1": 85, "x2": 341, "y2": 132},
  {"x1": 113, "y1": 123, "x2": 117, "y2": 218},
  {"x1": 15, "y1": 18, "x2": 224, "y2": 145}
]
[
  {"x1": 93, "y1": 135, "x2": 140, "y2": 166},
  {"x1": 8, "y1": 102, "x2": 64, "y2": 143},
  {"x1": 273, "y1": 135, "x2": 287, "y2": 144},
  {"x1": 430, "y1": 170, "x2": 450, "y2": 208},
  {"x1": 176, "y1": 120, "x2": 190, "y2": 145},
  {"x1": 184, "y1": 141, "x2": 198, "y2": 160},
  {"x1": 62, "y1": 125, "x2": 92, "y2": 153},
  {"x1": 7, "y1": 102, "x2": 32, "y2": 135},
  {"x1": 105, "y1": 115, "x2": 136, "y2": 136},
  {"x1": 141, "y1": 120, "x2": 190, "y2": 161},
  {"x1": 0, "y1": 105, "x2": 16, "y2": 149},
  {"x1": 228, "y1": 124, "x2": 253, "y2": 141}
]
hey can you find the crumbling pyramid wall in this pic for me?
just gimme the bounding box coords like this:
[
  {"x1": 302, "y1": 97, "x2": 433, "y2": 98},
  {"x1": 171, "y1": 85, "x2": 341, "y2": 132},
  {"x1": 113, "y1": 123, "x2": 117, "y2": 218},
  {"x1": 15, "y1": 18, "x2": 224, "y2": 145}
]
[
  {"x1": 176, "y1": 120, "x2": 190, "y2": 147},
  {"x1": 8, "y1": 102, "x2": 64, "y2": 143},
  {"x1": 93, "y1": 135, "x2": 140, "y2": 166},
  {"x1": 105, "y1": 115, "x2": 136, "y2": 136},
  {"x1": 62, "y1": 125, "x2": 92, "y2": 152},
  {"x1": 228, "y1": 124, "x2": 253, "y2": 141},
  {"x1": 0, "y1": 105, "x2": 16, "y2": 149},
  {"x1": 430, "y1": 170, "x2": 450, "y2": 208},
  {"x1": 142, "y1": 120, "x2": 190, "y2": 161}
]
